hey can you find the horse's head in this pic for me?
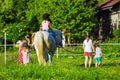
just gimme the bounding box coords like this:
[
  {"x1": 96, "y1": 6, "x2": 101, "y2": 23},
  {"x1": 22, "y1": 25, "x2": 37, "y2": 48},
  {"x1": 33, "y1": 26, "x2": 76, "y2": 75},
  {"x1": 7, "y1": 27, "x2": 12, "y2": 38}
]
[
  {"x1": 53, "y1": 30, "x2": 62, "y2": 47},
  {"x1": 31, "y1": 32, "x2": 36, "y2": 44},
  {"x1": 24, "y1": 32, "x2": 36, "y2": 49}
]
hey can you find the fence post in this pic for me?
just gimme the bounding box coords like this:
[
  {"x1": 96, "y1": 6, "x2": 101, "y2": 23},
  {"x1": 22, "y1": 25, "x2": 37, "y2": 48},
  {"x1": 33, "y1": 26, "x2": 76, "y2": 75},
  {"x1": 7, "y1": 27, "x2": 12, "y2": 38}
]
[
  {"x1": 56, "y1": 48, "x2": 59, "y2": 58},
  {"x1": 4, "y1": 32, "x2": 6, "y2": 64}
]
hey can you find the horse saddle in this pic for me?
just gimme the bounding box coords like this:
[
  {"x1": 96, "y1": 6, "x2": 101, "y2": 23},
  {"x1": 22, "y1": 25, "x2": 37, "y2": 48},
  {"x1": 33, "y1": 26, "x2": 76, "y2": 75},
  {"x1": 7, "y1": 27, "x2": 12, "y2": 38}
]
[{"x1": 43, "y1": 30, "x2": 62, "y2": 47}]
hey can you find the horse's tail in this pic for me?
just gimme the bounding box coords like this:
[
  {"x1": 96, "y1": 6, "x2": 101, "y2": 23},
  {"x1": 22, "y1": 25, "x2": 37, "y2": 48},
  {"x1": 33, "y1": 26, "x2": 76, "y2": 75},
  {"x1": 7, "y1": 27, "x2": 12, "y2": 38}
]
[{"x1": 34, "y1": 31, "x2": 46, "y2": 65}]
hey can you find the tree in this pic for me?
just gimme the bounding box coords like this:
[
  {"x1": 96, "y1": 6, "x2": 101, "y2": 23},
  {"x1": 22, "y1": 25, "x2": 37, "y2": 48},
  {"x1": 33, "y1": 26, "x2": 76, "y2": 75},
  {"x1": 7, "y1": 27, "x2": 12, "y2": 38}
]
[{"x1": 0, "y1": 0, "x2": 98, "y2": 42}]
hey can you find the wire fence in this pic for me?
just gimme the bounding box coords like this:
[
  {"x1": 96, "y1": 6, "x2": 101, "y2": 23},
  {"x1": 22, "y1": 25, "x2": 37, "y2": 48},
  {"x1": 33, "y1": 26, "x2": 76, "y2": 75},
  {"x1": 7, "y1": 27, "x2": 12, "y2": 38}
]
[{"x1": 0, "y1": 41, "x2": 120, "y2": 65}]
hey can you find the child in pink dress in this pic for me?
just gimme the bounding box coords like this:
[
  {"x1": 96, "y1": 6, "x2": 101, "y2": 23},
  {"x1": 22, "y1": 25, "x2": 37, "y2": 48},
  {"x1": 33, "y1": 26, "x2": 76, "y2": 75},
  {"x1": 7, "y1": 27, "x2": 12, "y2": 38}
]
[
  {"x1": 19, "y1": 45, "x2": 23, "y2": 64},
  {"x1": 17, "y1": 40, "x2": 23, "y2": 64},
  {"x1": 21, "y1": 42, "x2": 30, "y2": 65},
  {"x1": 18, "y1": 39, "x2": 27, "y2": 64}
]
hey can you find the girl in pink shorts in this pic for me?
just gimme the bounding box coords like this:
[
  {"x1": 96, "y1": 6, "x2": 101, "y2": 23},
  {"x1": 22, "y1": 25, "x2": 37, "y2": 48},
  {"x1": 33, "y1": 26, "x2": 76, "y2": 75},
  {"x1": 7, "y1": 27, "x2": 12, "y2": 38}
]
[{"x1": 83, "y1": 33, "x2": 94, "y2": 68}]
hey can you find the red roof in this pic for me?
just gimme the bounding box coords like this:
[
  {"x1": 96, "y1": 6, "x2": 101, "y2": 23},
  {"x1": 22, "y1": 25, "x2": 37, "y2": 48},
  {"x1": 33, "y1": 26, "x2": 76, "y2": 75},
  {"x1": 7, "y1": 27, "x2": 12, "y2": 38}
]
[{"x1": 98, "y1": 0, "x2": 120, "y2": 10}]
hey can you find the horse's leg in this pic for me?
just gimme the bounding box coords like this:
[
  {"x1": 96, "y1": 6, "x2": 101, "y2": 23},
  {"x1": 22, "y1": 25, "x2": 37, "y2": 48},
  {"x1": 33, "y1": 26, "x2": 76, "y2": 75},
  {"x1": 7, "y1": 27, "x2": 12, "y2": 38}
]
[
  {"x1": 35, "y1": 45, "x2": 46, "y2": 66},
  {"x1": 34, "y1": 45, "x2": 41, "y2": 65},
  {"x1": 37, "y1": 37, "x2": 46, "y2": 65},
  {"x1": 45, "y1": 49, "x2": 49, "y2": 62},
  {"x1": 48, "y1": 50, "x2": 55, "y2": 65},
  {"x1": 37, "y1": 55, "x2": 41, "y2": 65},
  {"x1": 48, "y1": 54, "x2": 52, "y2": 65},
  {"x1": 39, "y1": 47, "x2": 46, "y2": 66},
  {"x1": 42, "y1": 53, "x2": 47, "y2": 66}
]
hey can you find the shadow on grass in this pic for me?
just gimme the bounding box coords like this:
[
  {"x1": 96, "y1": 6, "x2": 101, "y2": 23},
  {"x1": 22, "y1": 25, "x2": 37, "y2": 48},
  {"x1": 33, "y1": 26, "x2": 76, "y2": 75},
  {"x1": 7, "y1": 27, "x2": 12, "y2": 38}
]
[
  {"x1": 75, "y1": 62, "x2": 120, "y2": 68},
  {"x1": 102, "y1": 62, "x2": 120, "y2": 67},
  {"x1": 77, "y1": 63, "x2": 95, "y2": 68}
]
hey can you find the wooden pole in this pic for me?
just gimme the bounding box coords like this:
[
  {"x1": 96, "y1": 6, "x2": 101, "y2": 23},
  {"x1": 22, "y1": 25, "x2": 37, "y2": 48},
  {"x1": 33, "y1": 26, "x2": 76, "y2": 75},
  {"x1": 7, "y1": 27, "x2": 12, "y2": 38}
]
[
  {"x1": 56, "y1": 48, "x2": 59, "y2": 58},
  {"x1": 4, "y1": 32, "x2": 6, "y2": 64}
]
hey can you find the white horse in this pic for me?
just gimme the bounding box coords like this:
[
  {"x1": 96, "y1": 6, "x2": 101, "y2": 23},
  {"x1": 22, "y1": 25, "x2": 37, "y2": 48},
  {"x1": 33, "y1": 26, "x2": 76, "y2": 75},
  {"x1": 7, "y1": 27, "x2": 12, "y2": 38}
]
[{"x1": 33, "y1": 30, "x2": 62, "y2": 65}]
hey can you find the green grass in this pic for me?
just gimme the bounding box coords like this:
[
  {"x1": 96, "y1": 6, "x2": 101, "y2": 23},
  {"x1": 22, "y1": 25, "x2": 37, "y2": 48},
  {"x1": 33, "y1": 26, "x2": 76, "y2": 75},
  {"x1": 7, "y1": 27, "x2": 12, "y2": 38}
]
[{"x1": 0, "y1": 46, "x2": 120, "y2": 80}]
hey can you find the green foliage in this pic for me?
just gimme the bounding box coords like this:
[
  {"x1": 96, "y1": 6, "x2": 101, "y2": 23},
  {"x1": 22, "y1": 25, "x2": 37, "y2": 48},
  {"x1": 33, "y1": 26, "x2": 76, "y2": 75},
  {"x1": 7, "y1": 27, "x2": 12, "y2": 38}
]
[
  {"x1": 2, "y1": 23, "x2": 29, "y2": 43},
  {"x1": 113, "y1": 29, "x2": 120, "y2": 38},
  {"x1": 0, "y1": 0, "x2": 98, "y2": 42},
  {"x1": 104, "y1": 38, "x2": 120, "y2": 43},
  {"x1": 98, "y1": 0, "x2": 105, "y2": 4}
]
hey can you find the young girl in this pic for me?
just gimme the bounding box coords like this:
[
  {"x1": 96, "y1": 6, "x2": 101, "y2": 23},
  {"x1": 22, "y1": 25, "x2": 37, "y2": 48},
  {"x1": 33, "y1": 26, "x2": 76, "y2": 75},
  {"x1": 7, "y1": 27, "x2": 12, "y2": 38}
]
[
  {"x1": 41, "y1": 13, "x2": 61, "y2": 47},
  {"x1": 83, "y1": 33, "x2": 94, "y2": 68},
  {"x1": 21, "y1": 42, "x2": 30, "y2": 65},
  {"x1": 18, "y1": 39, "x2": 27, "y2": 64},
  {"x1": 41, "y1": 13, "x2": 52, "y2": 31},
  {"x1": 94, "y1": 43, "x2": 102, "y2": 67}
]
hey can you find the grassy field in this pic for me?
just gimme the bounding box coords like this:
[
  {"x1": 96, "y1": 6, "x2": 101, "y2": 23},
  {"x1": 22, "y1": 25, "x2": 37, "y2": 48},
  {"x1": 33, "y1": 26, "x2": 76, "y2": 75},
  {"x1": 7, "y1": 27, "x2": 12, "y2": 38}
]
[{"x1": 0, "y1": 46, "x2": 120, "y2": 80}]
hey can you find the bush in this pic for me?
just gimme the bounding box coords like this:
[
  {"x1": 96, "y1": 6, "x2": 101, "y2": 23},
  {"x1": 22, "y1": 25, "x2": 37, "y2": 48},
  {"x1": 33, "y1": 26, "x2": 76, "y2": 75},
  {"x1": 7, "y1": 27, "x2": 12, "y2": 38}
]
[
  {"x1": 104, "y1": 38, "x2": 120, "y2": 43},
  {"x1": 113, "y1": 29, "x2": 120, "y2": 38}
]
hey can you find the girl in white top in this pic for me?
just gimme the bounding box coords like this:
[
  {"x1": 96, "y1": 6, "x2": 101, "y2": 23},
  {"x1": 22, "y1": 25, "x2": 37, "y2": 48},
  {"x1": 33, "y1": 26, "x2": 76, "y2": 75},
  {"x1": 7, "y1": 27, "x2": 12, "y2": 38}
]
[
  {"x1": 22, "y1": 42, "x2": 30, "y2": 65},
  {"x1": 94, "y1": 43, "x2": 102, "y2": 67},
  {"x1": 83, "y1": 33, "x2": 94, "y2": 68}
]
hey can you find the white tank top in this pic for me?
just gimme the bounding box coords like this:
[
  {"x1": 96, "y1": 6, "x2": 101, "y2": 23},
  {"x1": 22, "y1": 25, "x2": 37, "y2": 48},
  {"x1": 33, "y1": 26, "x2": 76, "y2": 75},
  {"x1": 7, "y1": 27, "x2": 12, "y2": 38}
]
[
  {"x1": 95, "y1": 47, "x2": 102, "y2": 57},
  {"x1": 83, "y1": 39, "x2": 92, "y2": 52}
]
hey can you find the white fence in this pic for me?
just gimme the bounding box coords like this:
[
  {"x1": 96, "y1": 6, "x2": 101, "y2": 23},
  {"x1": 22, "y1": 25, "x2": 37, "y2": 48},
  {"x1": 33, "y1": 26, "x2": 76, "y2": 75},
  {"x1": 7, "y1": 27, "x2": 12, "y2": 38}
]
[
  {"x1": 56, "y1": 43, "x2": 120, "y2": 57},
  {"x1": 0, "y1": 43, "x2": 120, "y2": 64},
  {"x1": 0, "y1": 32, "x2": 7, "y2": 64},
  {"x1": 0, "y1": 32, "x2": 120, "y2": 64}
]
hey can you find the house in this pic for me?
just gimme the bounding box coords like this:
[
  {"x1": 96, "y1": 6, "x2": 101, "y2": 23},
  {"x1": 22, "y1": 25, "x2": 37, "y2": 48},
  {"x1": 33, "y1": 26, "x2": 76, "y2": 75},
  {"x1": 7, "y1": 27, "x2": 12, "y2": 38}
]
[{"x1": 96, "y1": 0, "x2": 120, "y2": 40}]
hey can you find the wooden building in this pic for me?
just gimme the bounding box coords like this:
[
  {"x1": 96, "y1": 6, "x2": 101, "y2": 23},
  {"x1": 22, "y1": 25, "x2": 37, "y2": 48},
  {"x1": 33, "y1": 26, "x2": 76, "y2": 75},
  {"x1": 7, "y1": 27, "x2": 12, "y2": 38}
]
[{"x1": 96, "y1": 0, "x2": 120, "y2": 40}]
